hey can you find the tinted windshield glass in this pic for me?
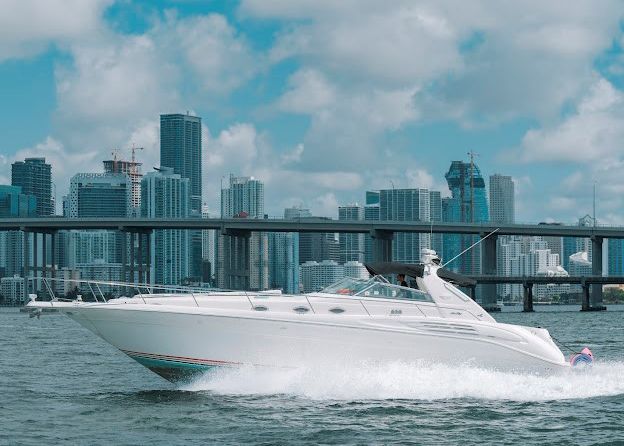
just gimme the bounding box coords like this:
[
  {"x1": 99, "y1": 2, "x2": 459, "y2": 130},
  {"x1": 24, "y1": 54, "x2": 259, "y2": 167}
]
[
  {"x1": 356, "y1": 282, "x2": 434, "y2": 302},
  {"x1": 320, "y1": 277, "x2": 374, "y2": 295}
]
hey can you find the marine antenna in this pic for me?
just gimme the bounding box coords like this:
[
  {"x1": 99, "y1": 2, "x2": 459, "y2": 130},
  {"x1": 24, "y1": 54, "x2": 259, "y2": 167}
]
[{"x1": 441, "y1": 227, "x2": 500, "y2": 268}]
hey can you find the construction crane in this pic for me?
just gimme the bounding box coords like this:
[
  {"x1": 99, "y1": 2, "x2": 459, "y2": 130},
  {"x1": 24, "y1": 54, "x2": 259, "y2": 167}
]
[
  {"x1": 129, "y1": 145, "x2": 144, "y2": 177},
  {"x1": 111, "y1": 148, "x2": 121, "y2": 173}
]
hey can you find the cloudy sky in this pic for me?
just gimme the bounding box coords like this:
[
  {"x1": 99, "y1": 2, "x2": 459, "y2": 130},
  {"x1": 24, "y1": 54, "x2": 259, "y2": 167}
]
[{"x1": 1, "y1": 0, "x2": 624, "y2": 222}]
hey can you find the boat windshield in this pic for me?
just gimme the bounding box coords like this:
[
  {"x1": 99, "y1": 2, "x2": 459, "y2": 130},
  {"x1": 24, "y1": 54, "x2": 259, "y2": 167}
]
[
  {"x1": 320, "y1": 277, "x2": 374, "y2": 296},
  {"x1": 320, "y1": 277, "x2": 434, "y2": 303}
]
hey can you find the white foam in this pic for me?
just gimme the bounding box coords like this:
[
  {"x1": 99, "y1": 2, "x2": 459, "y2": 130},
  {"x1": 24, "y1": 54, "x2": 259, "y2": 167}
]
[{"x1": 181, "y1": 360, "x2": 624, "y2": 401}]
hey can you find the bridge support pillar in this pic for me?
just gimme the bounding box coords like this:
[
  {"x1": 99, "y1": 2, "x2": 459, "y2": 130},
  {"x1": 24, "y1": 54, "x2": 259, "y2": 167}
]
[
  {"x1": 590, "y1": 236, "x2": 607, "y2": 311},
  {"x1": 138, "y1": 231, "x2": 144, "y2": 284},
  {"x1": 370, "y1": 230, "x2": 393, "y2": 263},
  {"x1": 222, "y1": 229, "x2": 252, "y2": 290},
  {"x1": 581, "y1": 280, "x2": 591, "y2": 311},
  {"x1": 523, "y1": 282, "x2": 534, "y2": 312},
  {"x1": 480, "y1": 233, "x2": 500, "y2": 312},
  {"x1": 50, "y1": 230, "x2": 56, "y2": 291},
  {"x1": 22, "y1": 230, "x2": 30, "y2": 304},
  {"x1": 129, "y1": 232, "x2": 135, "y2": 284}
]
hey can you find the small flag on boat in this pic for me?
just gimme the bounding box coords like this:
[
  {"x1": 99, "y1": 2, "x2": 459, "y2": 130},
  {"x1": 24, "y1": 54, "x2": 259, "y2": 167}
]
[{"x1": 570, "y1": 347, "x2": 593, "y2": 367}]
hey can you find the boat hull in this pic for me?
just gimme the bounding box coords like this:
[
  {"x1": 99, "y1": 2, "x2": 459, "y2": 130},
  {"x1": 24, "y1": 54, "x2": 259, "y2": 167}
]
[{"x1": 54, "y1": 303, "x2": 568, "y2": 382}]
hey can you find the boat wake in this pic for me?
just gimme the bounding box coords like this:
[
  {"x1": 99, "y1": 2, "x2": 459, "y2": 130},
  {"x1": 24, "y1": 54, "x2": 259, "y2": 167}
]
[{"x1": 181, "y1": 360, "x2": 624, "y2": 401}]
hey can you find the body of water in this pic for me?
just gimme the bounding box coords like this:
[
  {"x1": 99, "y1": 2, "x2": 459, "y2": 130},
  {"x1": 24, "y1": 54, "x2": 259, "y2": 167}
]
[{"x1": 2, "y1": 306, "x2": 624, "y2": 445}]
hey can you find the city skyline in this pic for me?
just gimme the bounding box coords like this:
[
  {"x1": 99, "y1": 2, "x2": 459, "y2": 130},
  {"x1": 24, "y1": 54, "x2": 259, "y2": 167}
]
[
  {"x1": 2, "y1": 1, "x2": 624, "y2": 223},
  {"x1": 0, "y1": 146, "x2": 609, "y2": 227}
]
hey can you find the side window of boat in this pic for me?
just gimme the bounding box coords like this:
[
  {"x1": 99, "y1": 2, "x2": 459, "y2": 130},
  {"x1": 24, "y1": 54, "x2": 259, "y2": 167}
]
[
  {"x1": 360, "y1": 283, "x2": 395, "y2": 298},
  {"x1": 401, "y1": 288, "x2": 434, "y2": 302},
  {"x1": 360, "y1": 283, "x2": 433, "y2": 302}
]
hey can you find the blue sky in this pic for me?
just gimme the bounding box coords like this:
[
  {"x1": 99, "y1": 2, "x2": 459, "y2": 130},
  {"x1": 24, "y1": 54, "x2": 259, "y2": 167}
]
[{"x1": 1, "y1": 0, "x2": 624, "y2": 222}]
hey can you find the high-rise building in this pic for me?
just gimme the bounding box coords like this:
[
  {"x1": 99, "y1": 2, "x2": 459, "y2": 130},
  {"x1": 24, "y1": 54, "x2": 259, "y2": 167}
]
[
  {"x1": 287, "y1": 207, "x2": 339, "y2": 265},
  {"x1": 160, "y1": 113, "x2": 202, "y2": 213},
  {"x1": 69, "y1": 173, "x2": 132, "y2": 218},
  {"x1": 141, "y1": 167, "x2": 190, "y2": 285},
  {"x1": 1, "y1": 275, "x2": 26, "y2": 305},
  {"x1": 443, "y1": 160, "x2": 489, "y2": 274},
  {"x1": 299, "y1": 260, "x2": 368, "y2": 293},
  {"x1": 338, "y1": 204, "x2": 364, "y2": 263},
  {"x1": 217, "y1": 175, "x2": 268, "y2": 290},
  {"x1": 103, "y1": 155, "x2": 142, "y2": 213},
  {"x1": 221, "y1": 175, "x2": 264, "y2": 218},
  {"x1": 569, "y1": 251, "x2": 592, "y2": 276},
  {"x1": 67, "y1": 173, "x2": 132, "y2": 284},
  {"x1": 608, "y1": 238, "x2": 624, "y2": 276},
  {"x1": 297, "y1": 217, "x2": 340, "y2": 264},
  {"x1": 0, "y1": 186, "x2": 37, "y2": 278},
  {"x1": 284, "y1": 206, "x2": 312, "y2": 220},
  {"x1": 0, "y1": 185, "x2": 37, "y2": 217},
  {"x1": 11, "y1": 157, "x2": 53, "y2": 216},
  {"x1": 343, "y1": 261, "x2": 369, "y2": 281},
  {"x1": 161, "y1": 114, "x2": 202, "y2": 280},
  {"x1": 366, "y1": 191, "x2": 380, "y2": 206},
  {"x1": 489, "y1": 174, "x2": 515, "y2": 224},
  {"x1": 300, "y1": 260, "x2": 344, "y2": 293},
  {"x1": 268, "y1": 232, "x2": 299, "y2": 293},
  {"x1": 379, "y1": 188, "x2": 432, "y2": 263}
]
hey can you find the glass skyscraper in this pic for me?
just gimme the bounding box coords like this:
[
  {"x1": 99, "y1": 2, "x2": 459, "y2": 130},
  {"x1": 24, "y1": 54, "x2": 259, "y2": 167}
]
[
  {"x1": 218, "y1": 175, "x2": 268, "y2": 290},
  {"x1": 443, "y1": 160, "x2": 490, "y2": 274},
  {"x1": 338, "y1": 204, "x2": 364, "y2": 263},
  {"x1": 160, "y1": 113, "x2": 202, "y2": 280},
  {"x1": 0, "y1": 185, "x2": 37, "y2": 217},
  {"x1": 160, "y1": 113, "x2": 202, "y2": 213},
  {"x1": 489, "y1": 174, "x2": 515, "y2": 224},
  {"x1": 11, "y1": 157, "x2": 53, "y2": 216},
  {"x1": 379, "y1": 188, "x2": 433, "y2": 263},
  {"x1": 0, "y1": 186, "x2": 37, "y2": 278},
  {"x1": 141, "y1": 167, "x2": 190, "y2": 285},
  {"x1": 268, "y1": 232, "x2": 299, "y2": 294},
  {"x1": 67, "y1": 173, "x2": 132, "y2": 283}
]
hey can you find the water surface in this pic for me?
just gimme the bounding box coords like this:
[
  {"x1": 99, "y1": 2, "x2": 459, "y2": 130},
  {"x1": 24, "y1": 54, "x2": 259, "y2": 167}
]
[{"x1": 2, "y1": 306, "x2": 623, "y2": 445}]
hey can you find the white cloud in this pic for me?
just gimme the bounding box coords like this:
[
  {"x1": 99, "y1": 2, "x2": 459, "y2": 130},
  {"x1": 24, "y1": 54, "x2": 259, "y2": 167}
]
[
  {"x1": 13, "y1": 10, "x2": 257, "y2": 204},
  {"x1": 55, "y1": 33, "x2": 180, "y2": 151},
  {"x1": 312, "y1": 192, "x2": 340, "y2": 217},
  {"x1": 280, "y1": 143, "x2": 304, "y2": 164},
  {"x1": 247, "y1": 0, "x2": 622, "y2": 126},
  {"x1": 277, "y1": 69, "x2": 335, "y2": 113},
  {"x1": 249, "y1": 1, "x2": 462, "y2": 86},
  {"x1": 519, "y1": 78, "x2": 624, "y2": 163},
  {"x1": 204, "y1": 123, "x2": 260, "y2": 170},
  {"x1": 406, "y1": 169, "x2": 434, "y2": 189},
  {"x1": 10, "y1": 137, "x2": 100, "y2": 209},
  {"x1": 0, "y1": 0, "x2": 112, "y2": 61},
  {"x1": 159, "y1": 13, "x2": 256, "y2": 94}
]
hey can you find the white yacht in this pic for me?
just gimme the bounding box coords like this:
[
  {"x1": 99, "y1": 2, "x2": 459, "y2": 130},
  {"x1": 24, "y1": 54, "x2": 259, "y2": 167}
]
[{"x1": 27, "y1": 250, "x2": 577, "y2": 382}]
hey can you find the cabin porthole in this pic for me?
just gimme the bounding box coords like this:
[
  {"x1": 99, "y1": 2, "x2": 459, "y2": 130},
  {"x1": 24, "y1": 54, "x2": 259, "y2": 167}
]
[
  {"x1": 253, "y1": 305, "x2": 268, "y2": 311},
  {"x1": 293, "y1": 306, "x2": 310, "y2": 314},
  {"x1": 329, "y1": 307, "x2": 345, "y2": 314}
]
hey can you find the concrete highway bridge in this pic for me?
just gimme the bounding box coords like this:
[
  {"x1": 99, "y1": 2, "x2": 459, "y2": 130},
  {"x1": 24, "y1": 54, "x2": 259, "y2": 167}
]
[{"x1": 1, "y1": 217, "x2": 622, "y2": 311}]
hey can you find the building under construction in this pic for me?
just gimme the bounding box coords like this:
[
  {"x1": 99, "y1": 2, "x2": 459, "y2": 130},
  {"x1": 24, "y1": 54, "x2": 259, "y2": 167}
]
[{"x1": 103, "y1": 147, "x2": 144, "y2": 213}]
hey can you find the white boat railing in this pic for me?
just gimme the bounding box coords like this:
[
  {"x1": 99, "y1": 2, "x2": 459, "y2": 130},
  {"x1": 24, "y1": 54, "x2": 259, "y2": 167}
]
[
  {"x1": 28, "y1": 277, "x2": 445, "y2": 317},
  {"x1": 31, "y1": 277, "x2": 232, "y2": 307}
]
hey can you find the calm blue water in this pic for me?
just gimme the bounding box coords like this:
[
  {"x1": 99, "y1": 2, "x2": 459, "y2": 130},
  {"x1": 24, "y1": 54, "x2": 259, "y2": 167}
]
[{"x1": 2, "y1": 306, "x2": 624, "y2": 445}]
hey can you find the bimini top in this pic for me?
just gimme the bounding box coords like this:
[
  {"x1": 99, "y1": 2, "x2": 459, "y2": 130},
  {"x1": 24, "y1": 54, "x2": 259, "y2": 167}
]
[{"x1": 364, "y1": 262, "x2": 476, "y2": 288}]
